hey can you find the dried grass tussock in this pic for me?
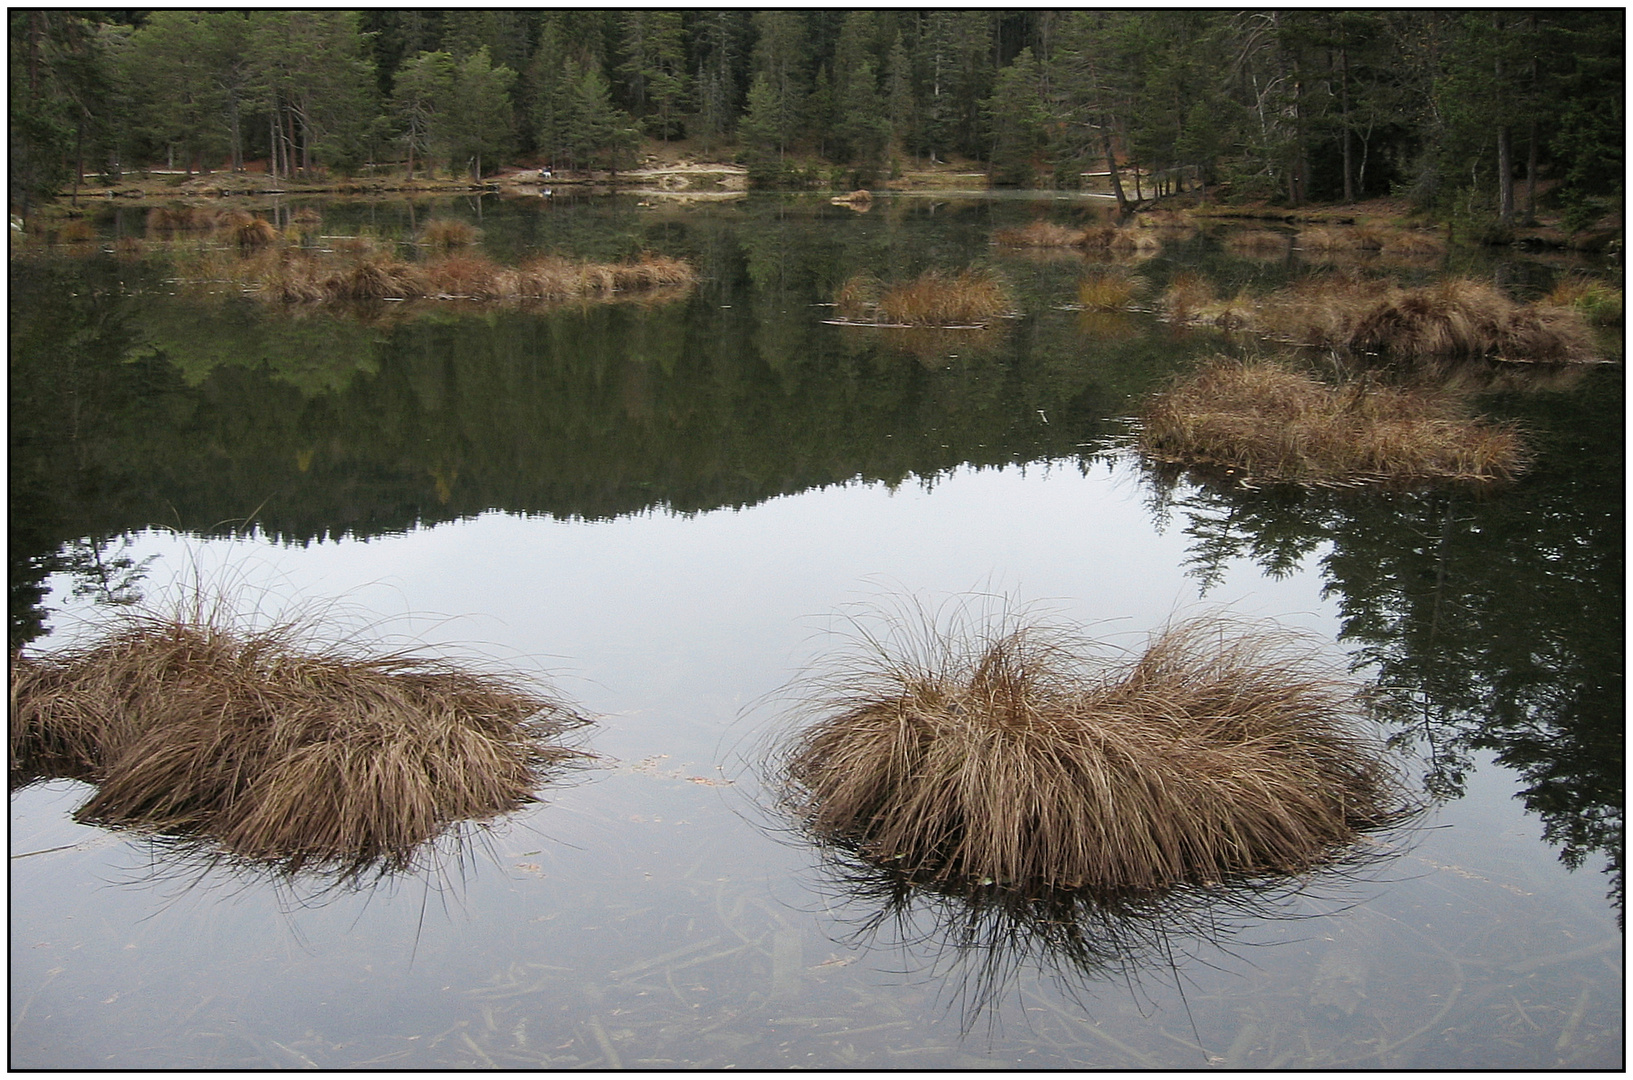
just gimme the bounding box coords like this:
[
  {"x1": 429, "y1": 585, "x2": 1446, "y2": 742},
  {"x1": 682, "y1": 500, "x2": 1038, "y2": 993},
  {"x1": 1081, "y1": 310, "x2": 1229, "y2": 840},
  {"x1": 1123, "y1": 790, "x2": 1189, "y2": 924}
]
[
  {"x1": 1347, "y1": 278, "x2": 1596, "y2": 363},
  {"x1": 211, "y1": 249, "x2": 697, "y2": 307},
  {"x1": 1137, "y1": 356, "x2": 1529, "y2": 485},
  {"x1": 10, "y1": 606, "x2": 589, "y2": 875},
  {"x1": 835, "y1": 269, "x2": 1011, "y2": 327},
  {"x1": 774, "y1": 605, "x2": 1406, "y2": 894},
  {"x1": 993, "y1": 221, "x2": 1087, "y2": 248}
]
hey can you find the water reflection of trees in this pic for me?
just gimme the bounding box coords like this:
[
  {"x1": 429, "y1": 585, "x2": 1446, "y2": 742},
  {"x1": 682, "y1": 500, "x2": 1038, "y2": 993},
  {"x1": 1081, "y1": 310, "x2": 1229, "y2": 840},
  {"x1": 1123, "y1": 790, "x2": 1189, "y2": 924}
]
[
  {"x1": 808, "y1": 847, "x2": 1403, "y2": 1034},
  {"x1": 1139, "y1": 365, "x2": 1624, "y2": 915},
  {"x1": 10, "y1": 238, "x2": 1197, "y2": 650}
]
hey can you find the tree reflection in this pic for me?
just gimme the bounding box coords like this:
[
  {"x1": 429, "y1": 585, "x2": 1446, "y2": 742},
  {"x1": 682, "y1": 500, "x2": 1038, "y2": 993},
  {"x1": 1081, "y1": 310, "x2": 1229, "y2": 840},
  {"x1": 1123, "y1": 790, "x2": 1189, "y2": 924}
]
[
  {"x1": 805, "y1": 841, "x2": 1408, "y2": 1035},
  {"x1": 1138, "y1": 365, "x2": 1624, "y2": 915}
]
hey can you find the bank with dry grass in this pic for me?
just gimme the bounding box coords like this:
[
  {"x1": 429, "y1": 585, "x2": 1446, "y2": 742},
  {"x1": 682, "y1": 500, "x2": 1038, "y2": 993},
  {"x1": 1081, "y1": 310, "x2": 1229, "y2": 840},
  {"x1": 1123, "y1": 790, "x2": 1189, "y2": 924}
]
[
  {"x1": 774, "y1": 609, "x2": 1406, "y2": 895},
  {"x1": 10, "y1": 606, "x2": 590, "y2": 876},
  {"x1": 1137, "y1": 355, "x2": 1530, "y2": 486}
]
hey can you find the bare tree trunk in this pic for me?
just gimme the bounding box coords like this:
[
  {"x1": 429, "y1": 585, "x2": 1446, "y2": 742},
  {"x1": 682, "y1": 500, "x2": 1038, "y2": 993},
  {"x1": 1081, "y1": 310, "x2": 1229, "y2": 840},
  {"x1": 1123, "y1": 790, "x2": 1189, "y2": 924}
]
[{"x1": 1103, "y1": 128, "x2": 1128, "y2": 213}]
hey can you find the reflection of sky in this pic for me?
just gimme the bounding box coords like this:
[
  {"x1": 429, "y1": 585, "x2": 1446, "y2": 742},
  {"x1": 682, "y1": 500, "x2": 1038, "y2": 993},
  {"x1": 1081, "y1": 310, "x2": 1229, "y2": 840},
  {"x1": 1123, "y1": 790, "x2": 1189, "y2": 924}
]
[
  {"x1": 22, "y1": 458, "x2": 1623, "y2": 1068},
  {"x1": 46, "y1": 458, "x2": 1339, "y2": 764}
]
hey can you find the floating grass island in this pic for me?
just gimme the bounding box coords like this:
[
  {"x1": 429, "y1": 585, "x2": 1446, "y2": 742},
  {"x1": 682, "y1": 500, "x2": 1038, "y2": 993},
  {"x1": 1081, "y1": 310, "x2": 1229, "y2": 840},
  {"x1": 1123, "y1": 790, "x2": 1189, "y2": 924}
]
[
  {"x1": 831, "y1": 268, "x2": 1012, "y2": 328},
  {"x1": 772, "y1": 609, "x2": 1407, "y2": 895},
  {"x1": 1137, "y1": 356, "x2": 1530, "y2": 487},
  {"x1": 10, "y1": 605, "x2": 590, "y2": 877}
]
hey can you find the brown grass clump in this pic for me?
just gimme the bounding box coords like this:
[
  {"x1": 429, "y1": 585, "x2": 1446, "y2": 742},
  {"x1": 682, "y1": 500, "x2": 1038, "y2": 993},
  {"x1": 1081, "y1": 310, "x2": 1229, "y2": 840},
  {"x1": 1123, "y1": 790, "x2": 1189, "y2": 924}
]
[
  {"x1": 775, "y1": 605, "x2": 1405, "y2": 894},
  {"x1": 1079, "y1": 225, "x2": 1161, "y2": 255},
  {"x1": 1224, "y1": 229, "x2": 1290, "y2": 258},
  {"x1": 10, "y1": 607, "x2": 589, "y2": 876},
  {"x1": 1160, "y1": 271, "x2": 1217, "y2": 324},
  {"x1": 1138, "y1": 355, "x2": 1529, "y2": 485},
  {"x1": 56, "y1": 219, "x2": 97, "y2": 244},
  {"x1": 1076, "y1": 273, "x2": 1140, "y2": 311},
  {"x1": 323, "y1": 256, "x2": 426, "y2": 301},
  {"x1": 1544, "y1": 273, "x2": 1624, "y2": 325},
  {"x1": 146, "y1": 205, "x2": 219, "y2": 236},
  {"x1": 1348, "y1": 278, "x2": 1597, "y2": 363},
  {"x1": 1379, "y1": 229, "x2": 1445, "y2": 259},
  {"x1": 421, "y1": 218, "x2": 479, "y2": 249},
  {"x1": 994, "y1": 221, "x2": 1085, "y2": 248},
  {"x1": 878, "y1": 269, "x2": 1010, "y2": 326},
  {"x1": 422, "y1": 254, "x2": 504, "y2": 299}
]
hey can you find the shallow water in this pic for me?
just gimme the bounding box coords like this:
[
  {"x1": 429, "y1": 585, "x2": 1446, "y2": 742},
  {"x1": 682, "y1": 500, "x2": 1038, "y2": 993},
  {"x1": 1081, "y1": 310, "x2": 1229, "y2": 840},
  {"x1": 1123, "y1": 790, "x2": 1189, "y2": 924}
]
[{"x1": 9, "y1": 194, "x2": 1623, "y2": 1068}]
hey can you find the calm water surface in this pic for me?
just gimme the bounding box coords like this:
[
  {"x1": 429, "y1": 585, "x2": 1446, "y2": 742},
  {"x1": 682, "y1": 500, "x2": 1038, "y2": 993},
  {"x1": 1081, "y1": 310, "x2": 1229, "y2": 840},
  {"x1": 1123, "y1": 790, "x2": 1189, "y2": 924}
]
[{"x1": 9, "y1": 194, "x2": 1622, "y2": 1068}]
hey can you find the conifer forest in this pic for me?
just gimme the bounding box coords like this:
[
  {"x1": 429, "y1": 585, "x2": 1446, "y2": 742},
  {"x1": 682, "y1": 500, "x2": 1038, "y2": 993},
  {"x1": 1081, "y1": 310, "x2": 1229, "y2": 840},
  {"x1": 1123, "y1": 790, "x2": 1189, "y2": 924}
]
[{"x1": 10, "y1": 9, "x2": 1625, "y2": 226}]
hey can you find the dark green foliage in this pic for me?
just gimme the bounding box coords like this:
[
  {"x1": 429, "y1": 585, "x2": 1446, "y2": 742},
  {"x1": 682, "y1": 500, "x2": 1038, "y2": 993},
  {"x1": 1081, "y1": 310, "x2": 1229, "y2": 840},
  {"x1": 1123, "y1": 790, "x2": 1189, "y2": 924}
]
[{"x1": 7, "y1": 11, "x2": 1624, "y2": 222}]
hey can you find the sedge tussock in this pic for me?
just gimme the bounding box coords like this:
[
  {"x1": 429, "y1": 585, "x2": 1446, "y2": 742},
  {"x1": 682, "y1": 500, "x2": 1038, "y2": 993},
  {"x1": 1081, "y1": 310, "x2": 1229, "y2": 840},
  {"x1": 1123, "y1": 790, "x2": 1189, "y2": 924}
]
[
  {"x1": 993, "y1": 221, "x2": 1086, "y2": 248},
  {"x1": 1348, "y1": 278, "x2": 1597, "y2": 363},
  {"x1": 10, "y1": 606, "x2": 590, "y2": 876},
  {"x1": 878, "y1": 269, "x2": 1011, "y2": 326},
  {"x1": 774, "y1": 606, "x2": 1406, "y2": 895},
  {"x1": 1137, "y1": 355, "x2": 1529, "y2": 485},
  {"x1": 421, "y1": 218, "x2": 479, "y2": 248},
  {"x1": 1224, "y1": 229, "x2": 1290, "y2": 258},
  {"x1": 1076, "y1": 273, "x2": 1140, "y2": 311}
]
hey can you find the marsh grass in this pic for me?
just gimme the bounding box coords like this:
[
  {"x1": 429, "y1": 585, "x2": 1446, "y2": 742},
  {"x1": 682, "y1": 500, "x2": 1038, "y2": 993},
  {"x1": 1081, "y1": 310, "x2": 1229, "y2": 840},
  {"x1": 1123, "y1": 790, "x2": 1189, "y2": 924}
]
[
  {"x1": 1545, "y1": 274, "x2": 1624, "y2": 325},
  {"x1": 10, "y1": 603, "x2": 590, "y2": 876},
  {"x1": 835, "y1": 269, "x2": 1011, "y2": 327},
  {"x1": 1079, "y1": 225, "x2": 1162, "y2": 255},
  {"x1": 1348, "y1": 278, "x2": 1596, "y2": 363},
  {"x1": 1137, "y1": 355, "x2": 1530, "y2": 485},
  {"x1": 774, "y1": 602, "x2": 1406, "y2": 895},
  {"x1": 993, "y1": 221, "x2": 1085, "y2": 248},
  {"x1": 1224, "y1": 229, "x2": 1290, "y2": 258},
  {"x1": 421, "y1": 218, "x2": 479, "y2": 248},
  {"x1": 172, "y1": 244, "x2": 697, "y2": 308},
  {"x1": 1076, "y1": 273, "x2": 1140, "y2": 311},
  {"x1": 1379, "y1": 229, "x2": 1446, "y2": 259}
]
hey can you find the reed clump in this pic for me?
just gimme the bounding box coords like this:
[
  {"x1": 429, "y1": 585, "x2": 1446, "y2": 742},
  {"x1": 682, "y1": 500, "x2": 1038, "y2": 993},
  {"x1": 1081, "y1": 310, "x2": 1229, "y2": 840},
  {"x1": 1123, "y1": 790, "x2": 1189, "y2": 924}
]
[
  {"x1": 1076, "y1": 272, "x2": 1140, "y2": 311},
  {"x1": 10, "y1": 607, "x2": 589, "y2": 875},
  {"x1": 1347, "y1": 278, "x2": 1596, "y2": 363},
  {"x1": 1079, "y1": 225, "x2": 1161, "y2": 255},
  {"x1": 993, "y1": 221, "x2": 1086, "y2": 248},
  {"x1": 832, "y1": 269, "x2": 1010, "y2": 327},
  {"x1": 1224, "y1": 228, "x2": 1290, "y2": 258},
  {"x1": 1137, "y1": 355, "x2": 1530, "y2": 485},
  {"x1": 776, "y1": 609, "x2": 1405, "y2": 894},
  {"x1": 1545, "y1": 273, "x2": 1623, "y2": 325},
  {"x1": 421, "y1": 218, "x2": 479, "y2": 249},
  {"x1": 1379, "y1": 229, "x2": 1445, "y2": 259}
]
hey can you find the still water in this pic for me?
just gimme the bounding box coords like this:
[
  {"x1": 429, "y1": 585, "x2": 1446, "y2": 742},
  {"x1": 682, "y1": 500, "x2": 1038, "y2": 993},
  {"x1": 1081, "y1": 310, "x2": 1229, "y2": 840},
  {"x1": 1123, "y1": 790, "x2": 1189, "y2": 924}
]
[{"x1": 10, "y1": 193, "x2": 1622, "y2": 1068}]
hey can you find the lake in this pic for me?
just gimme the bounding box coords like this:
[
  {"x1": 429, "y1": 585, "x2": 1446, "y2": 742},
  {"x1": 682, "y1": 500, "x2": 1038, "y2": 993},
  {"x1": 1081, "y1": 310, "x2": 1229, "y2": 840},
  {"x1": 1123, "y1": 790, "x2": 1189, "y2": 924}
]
[{"x1": 9, "y1": 192, "x2": 1622, "y2": 1068}]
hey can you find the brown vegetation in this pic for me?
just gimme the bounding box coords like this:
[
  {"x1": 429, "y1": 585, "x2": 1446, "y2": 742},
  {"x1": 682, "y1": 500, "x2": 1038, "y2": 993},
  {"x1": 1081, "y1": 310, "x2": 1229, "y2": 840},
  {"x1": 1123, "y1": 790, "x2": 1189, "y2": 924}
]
[
  {"x1": 775, "y1": 608, "x2": 1405, "y2": 894},
  {"x1": 1347, "y1": 278, "x2": 1596, "y2": 363},
  {"x1": 1076, "y1": 272, "x2": 1140, "y2": 311},
  {"x1": 993, "y1": 220, "x2": 1085, "y2": 248},
  {"x1": 10, "y1": 607, "x2": 589, "y2": 876},
  {"x1": 836, "y1": 268, "x2": 1011, "y2": 327},
  {"x1": 1078, "y1": 224, "x2": 1162, "y2": 255},
  {"x1": 1544, "y1": 273, "x2": 1623, "y2": 325},
  {"x1": 421, "y1": 218, "x2": 479, "y2": 248},
  {"x1": 1137, "y1": 355, "x2": 1530, "y2": 486},
  {"x1": 177, "y1": 245, "x2": 698, "y2": 308},
  {"x1": 1223, "y1": 228, "x2": 1290, "y2": 258}
]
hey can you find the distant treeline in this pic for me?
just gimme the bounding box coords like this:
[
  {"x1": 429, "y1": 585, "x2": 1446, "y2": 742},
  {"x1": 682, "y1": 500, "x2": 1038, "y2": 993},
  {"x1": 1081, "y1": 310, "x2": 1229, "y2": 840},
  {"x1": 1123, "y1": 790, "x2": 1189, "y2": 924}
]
[{"x1": 10, "y1": 10, "x2": 1623, "y2": 222}]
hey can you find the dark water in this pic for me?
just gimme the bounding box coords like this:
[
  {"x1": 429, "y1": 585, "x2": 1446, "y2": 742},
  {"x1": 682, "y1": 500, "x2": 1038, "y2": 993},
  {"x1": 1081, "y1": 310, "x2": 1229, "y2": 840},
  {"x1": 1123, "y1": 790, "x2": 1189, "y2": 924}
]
[{"x1": 9, "y1": 194, "x2": 1622, "y2": 1068}]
